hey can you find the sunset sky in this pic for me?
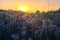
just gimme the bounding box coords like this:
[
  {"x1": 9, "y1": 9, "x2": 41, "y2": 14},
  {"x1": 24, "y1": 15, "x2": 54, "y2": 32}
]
[{"x1": 0, "y1": 0, "x2": 60, "y2": 12}]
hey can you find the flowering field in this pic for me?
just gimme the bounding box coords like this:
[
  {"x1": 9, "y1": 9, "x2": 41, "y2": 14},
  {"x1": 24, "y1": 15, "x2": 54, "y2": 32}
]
[{"x1": 0, "y1": 9, "x2": 60, "y2": 40}]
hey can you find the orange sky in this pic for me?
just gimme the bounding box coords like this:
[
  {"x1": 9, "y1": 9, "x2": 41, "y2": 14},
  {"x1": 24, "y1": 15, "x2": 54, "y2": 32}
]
[{"x1": 0, "y1": 0, "x2": 60, "y2": 12}]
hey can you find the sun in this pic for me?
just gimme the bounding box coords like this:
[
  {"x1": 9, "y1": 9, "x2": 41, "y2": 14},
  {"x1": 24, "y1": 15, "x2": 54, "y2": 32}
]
[
  {"x1": 20, "y1": 7, "x2": 26, "y2": 12},
  {"x1": 19, "y1": 6, "x2": 29, "y2": 12}
]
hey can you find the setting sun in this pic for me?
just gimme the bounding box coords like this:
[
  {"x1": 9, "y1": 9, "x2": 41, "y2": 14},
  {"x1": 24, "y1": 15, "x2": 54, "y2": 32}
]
[
  {"x1": 20, "y1": 7, "x2": 27, "y2": 12},
  {"x1": 18, "y1": 6, "x2": 30, "y2": 12}
]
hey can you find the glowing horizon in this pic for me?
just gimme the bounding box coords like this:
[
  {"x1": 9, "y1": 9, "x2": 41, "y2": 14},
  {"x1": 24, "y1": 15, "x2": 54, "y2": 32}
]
[{"x1": 0, "y1": 0, "x2": 60, "y2": 12}]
